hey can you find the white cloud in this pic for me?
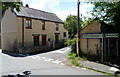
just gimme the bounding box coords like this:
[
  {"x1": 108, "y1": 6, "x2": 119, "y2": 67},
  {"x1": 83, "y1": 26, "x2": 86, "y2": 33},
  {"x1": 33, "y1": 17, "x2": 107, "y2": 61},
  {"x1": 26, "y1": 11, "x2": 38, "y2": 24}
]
[
  {"x1": 80, "y1": 3, "x2": 94, "y2": 18},
  {"x1": 54, "y1": 3, "x2": 94, "y2": 21},
  {"x1": 22, "y1": 0, "x2": 94, "y2": 21},
  {"x1": 26, "y1": 0, "x2": 59, "y2": 12},
  {"x1": 54, "y1": 9, "x2": 77, "y2": 21}
]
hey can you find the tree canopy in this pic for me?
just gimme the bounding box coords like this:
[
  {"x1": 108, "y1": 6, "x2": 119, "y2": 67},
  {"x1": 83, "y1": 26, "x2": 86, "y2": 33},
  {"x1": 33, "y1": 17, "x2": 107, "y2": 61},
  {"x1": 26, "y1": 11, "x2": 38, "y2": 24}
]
[
  {"x1": 2, "y1": 2, "x2": 22, "y2": 12},
  {"x1": 91, "y1": 2, "x2": 120, "y2": 32},
  {"x1": 64, "y1": 15, "x2": 81, "y2": 38}
]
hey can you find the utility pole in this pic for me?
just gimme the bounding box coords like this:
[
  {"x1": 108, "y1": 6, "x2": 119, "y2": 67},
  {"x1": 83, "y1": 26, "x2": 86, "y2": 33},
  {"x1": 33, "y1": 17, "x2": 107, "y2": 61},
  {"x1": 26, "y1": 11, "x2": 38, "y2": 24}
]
[
  {"x1": 76, "y1": 0, "x2": 80, "y2": 56},
  {"x1": 0, "y1": 1, "x2": 2, "y2": 49}
]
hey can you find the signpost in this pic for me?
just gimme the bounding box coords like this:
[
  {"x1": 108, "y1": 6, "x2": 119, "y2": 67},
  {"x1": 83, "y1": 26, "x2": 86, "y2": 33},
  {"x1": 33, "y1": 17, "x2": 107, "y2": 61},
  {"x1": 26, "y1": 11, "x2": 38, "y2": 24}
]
[
  {"x1": 81, "y1": 33, "x2": 119, "y2": 39},
  {"x1": 105, "y1": 33, "x2": 119, "y2": 38},
  {"x1": 81, "y1": 34, "x2": 103, "y2": 39}
]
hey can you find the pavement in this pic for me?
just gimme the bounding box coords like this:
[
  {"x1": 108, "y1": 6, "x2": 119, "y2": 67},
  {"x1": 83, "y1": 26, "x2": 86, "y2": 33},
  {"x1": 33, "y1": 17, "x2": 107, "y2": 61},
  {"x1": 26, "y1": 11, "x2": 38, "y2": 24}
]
[
  {"x1": 78, "y1": 60, "x2": 120, "y2": 74},
  {"x1": 1, "y1": 47, "x2": 120, "y2": 75}
]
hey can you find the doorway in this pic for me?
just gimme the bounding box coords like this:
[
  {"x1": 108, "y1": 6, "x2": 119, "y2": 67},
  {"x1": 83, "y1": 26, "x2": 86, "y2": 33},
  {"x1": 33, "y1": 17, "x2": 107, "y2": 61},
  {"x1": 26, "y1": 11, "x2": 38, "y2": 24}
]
[
  {"x1": 55, "y1": 35, "x2": 59, "y2": 43},
  {"x1": 42, "y1": 35, "x2": 46, "y2": 45},
  {"x1": 33, "y1": 36, "x2": 39, "y2": 46}
]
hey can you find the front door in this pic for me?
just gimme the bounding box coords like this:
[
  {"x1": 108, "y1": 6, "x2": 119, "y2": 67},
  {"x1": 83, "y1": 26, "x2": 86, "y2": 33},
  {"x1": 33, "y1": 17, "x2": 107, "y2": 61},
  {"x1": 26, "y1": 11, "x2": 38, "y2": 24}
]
[
  {"x1": 42, "y1": 35, "x2": 46, "y2": 45},
  {"x1": 33, "y1": 36, "x2": 39, "y2": 46},
  {"x1": 55, "y1": 35, "x2": 59, "y2": 43}
]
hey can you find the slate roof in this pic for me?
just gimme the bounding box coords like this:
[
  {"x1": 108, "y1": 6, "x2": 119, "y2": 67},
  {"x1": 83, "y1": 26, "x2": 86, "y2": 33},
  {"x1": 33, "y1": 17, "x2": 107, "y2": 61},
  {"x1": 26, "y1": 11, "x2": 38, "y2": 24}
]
[{"x1": 14, "y1": 6, "x2": 63, "y2": 23}]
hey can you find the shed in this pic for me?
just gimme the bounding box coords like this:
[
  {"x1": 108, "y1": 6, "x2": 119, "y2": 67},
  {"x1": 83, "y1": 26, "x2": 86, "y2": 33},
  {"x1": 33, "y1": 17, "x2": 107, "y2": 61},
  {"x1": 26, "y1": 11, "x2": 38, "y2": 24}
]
[{"x1": 80, "y1": 18, "x2": 120, "y2": 64}]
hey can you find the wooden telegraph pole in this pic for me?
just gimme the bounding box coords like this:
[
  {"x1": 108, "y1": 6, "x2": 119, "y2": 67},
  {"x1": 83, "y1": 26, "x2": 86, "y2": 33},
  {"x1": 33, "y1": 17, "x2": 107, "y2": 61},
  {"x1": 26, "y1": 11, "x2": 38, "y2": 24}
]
[
  {"x1": 0, "y1": 1, "x2": 1, "y2": 49},
  {"x1": 76, "y1": 0, "x2": 80, "y2": 56}
]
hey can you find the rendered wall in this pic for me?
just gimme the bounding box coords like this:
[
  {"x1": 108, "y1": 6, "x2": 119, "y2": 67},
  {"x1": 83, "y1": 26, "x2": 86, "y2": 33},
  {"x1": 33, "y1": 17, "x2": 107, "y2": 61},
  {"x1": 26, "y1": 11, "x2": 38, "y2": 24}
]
[
  {"x1": 1, "y1": 9, "x2": 18, "y2": 52},
  {"x1": 80, "y1": 20, "x2": 101, "y2": 55},
  {"x1": 1, "y1": 9, "x2": 68, "y2": 52},
  {"x1": 17, "y1": 18, "x2": 68, "y2": 46}
]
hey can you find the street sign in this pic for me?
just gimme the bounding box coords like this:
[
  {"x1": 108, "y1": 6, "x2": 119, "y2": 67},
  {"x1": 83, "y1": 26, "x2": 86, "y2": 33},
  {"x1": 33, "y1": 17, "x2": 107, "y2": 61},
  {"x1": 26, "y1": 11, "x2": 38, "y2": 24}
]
[
  {"x1": 105, "y1": 33, "x2": 119, "y2": 38},
  {"x1": 81, "y1": 33, "x2": 119, "y2": 39},
  {"x1": 81, "y1": 33, "x2": 103, "y2": 39}
]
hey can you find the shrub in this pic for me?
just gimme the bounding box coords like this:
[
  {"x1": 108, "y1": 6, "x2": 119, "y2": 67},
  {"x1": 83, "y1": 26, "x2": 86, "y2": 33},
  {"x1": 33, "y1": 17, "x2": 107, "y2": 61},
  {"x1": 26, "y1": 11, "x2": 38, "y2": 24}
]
[
  {"x1": 68, "y1": 52, "x2": 77, "y2": 59},
  {"x1": 71, "y1": 59, "x2": 80, "y2": 67},
  {"x1": 65, "y1": 38, "x2": 76, "y2": 53}
]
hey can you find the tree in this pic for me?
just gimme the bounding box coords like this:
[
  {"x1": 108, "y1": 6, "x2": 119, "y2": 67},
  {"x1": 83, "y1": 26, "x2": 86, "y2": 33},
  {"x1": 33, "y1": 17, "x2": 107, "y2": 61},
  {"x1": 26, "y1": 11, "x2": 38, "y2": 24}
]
[
  {"x1": 2, "y1": 2, "x2": 22, "y2": 12},
  {"x1": 81, "y1": 18, "x2": 94, "y2": 29},
  {"x1": 64, "y1": 15, "x2": 81, "y2": 38},
  {"x1": 91, "y1": 2, "x2": 120, "y2": 32}
]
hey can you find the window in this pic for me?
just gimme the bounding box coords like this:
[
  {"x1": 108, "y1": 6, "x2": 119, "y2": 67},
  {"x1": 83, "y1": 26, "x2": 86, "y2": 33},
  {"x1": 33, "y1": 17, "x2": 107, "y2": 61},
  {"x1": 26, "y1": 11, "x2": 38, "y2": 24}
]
[
  {"x1": 42, "y1": 21, "x2": 45, "y2": 30},
  {"x1": 56, "y1": 23, "x2": 59, "y2": 31},
  {"x1": 63, "y1": 32, "x2": 66, "y2": 37},
  {"x1": 26, "y1": 18, "x2": 32, "y2": 29}
]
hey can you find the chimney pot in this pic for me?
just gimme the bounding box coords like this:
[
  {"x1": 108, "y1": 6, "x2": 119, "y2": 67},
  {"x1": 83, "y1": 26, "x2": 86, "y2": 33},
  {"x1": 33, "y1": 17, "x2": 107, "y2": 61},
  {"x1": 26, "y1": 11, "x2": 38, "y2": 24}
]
[{"x1": 26, "y1": 4, "x2": 29, "y2": 7}]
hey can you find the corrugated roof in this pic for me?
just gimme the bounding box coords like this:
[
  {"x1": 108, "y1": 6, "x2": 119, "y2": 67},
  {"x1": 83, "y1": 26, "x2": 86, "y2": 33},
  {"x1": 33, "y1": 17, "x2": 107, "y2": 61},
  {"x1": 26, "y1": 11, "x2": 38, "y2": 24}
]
[{"x1": 14, "y1": 6, "x2": 63, "y2": 23}]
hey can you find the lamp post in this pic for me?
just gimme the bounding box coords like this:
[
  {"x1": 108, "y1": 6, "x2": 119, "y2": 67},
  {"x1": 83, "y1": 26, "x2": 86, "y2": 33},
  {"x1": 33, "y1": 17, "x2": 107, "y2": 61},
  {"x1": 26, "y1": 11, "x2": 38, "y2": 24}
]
[{"x1": 76, "y1": 0, "x2": 80, "y2": 56}]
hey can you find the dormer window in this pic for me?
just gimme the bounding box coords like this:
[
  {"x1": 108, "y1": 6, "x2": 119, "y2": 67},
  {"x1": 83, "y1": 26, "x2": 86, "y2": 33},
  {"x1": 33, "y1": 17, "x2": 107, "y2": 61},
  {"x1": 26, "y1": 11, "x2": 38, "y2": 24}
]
[
  {"x1": 42, "y1": 21, "x2": 45, "y2": 30},
  {"x1": 56, "y1": 23, "x2": 59, "y2": 31},
  {"x1": 26, "y1": 18, "x2": 32, "y2": 29}
]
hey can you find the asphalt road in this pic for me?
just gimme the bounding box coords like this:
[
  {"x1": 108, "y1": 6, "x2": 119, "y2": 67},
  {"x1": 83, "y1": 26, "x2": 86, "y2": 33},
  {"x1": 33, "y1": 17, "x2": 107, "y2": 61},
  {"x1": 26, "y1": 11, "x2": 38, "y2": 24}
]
[{"x1": 0, "y1": 47, "x2": 104, "y2": 75}]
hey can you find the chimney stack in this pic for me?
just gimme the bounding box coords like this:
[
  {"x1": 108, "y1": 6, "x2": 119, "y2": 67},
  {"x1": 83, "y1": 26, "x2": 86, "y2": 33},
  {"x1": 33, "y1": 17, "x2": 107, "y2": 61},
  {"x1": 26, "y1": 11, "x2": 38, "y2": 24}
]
[{"x1": 26, "y1": 4, "x2": 29, "y2": 8}]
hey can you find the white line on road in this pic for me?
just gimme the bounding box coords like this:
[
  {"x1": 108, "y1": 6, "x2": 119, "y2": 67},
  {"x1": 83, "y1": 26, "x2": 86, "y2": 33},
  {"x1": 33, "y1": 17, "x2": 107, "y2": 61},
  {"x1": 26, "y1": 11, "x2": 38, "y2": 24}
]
[{"x1": 82, "y1": 68, "x2": 87, "y2": 70}]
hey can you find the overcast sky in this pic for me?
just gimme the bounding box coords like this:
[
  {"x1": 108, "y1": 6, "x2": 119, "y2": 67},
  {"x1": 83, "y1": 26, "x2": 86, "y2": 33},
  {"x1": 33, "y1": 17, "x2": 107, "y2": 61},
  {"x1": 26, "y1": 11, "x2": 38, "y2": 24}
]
[{"x1": 22, "y1": 0, "x2": 94, "y2": 21}]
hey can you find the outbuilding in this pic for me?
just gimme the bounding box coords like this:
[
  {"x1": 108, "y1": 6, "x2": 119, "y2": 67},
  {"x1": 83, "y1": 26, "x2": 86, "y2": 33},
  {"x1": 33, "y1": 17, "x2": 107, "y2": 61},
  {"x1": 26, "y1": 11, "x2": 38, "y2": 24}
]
[{"x1": 80, "y1": 18, "x2": 120, "y2": 64}]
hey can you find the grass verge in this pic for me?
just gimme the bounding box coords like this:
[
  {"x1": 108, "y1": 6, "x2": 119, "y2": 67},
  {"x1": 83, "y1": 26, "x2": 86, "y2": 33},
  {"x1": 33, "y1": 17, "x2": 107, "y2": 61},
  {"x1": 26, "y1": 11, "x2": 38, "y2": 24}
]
[{"x1": 68, "y1": 52, "x2": 118, "y2": 76}]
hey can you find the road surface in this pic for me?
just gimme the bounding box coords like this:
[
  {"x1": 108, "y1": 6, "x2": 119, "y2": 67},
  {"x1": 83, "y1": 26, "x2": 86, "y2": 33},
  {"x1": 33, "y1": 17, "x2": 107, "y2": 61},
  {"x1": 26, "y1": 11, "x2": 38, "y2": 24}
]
[{"x1": 0, "y1": 47, "x2": 104, "y2": 75}]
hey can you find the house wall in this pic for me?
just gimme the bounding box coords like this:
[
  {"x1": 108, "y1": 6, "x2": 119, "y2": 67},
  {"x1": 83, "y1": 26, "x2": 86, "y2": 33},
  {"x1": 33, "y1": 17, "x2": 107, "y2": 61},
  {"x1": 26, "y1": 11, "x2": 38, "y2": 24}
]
[
  {"x1": 1, "y1": 9, "x2": 68, "y2": 52},
  {"x1": 80, "y1": 39, "x2": 100, "y2": 55},
  {"x1": 1, "y1": 9, "x2": 19, "y2": 52},
  {"x1": 80, "y1": 20, "x2": 101, "y2": 55},
  {"x1": 80, "y1": 20, "x2": 101, "y2": 34},
  {"x1": 17, "y1": 17, "x2": 68, "y2": 47}
]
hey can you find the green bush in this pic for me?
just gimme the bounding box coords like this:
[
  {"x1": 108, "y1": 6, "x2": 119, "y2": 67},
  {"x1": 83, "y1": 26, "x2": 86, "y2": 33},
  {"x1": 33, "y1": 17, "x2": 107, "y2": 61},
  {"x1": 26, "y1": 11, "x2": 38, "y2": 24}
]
[
  {"x1": 71, "y1": 60, "x2": 80, "y2": 67},
  {"x1": 65, "y1": 38, "x2": 76, "y2": 53},
  {"x1": 68, "y1": 52, "x2": 77, "y2": 59}
]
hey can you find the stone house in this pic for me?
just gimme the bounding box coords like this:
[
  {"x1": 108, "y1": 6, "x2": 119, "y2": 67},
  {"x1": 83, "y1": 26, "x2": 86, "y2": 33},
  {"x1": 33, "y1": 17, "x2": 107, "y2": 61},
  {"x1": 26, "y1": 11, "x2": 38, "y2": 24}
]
[{"x1": 1, "y1": 6, "x2": 68, "y2": 53}]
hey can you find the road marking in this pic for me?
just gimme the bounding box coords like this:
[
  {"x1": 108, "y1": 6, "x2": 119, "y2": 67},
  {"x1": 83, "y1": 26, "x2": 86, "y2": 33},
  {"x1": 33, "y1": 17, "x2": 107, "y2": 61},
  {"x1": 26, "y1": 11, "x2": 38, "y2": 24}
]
[
  {"x1": 41, "y1": 57, "x2": 46, "y2": 60},
  {"x1": 44, "y1": 60, "x2": 51, "y2": 62},
  {"x1": 82, "y1": 68, "x2": 86, "y2": 70},
  {"x1": 52, "y1": 61, "x2": 60, "y2": 64},
  {"x1": 51, "y1": 47, "x2": 71, "y2": 54},
  {"x1": 48, "y1": 58, "x2": 54, "y2": 61},
  {"x1": 72, "y1": 66, "x2": 75, "y2": 67},
  {"x1": 30, "y1": 55, "x2": 65, "y2": 66},
  {"x1": 109, "y1": 67, "x2": 119, "y2": 71},
  {"x1": 76, "y1": 67, "x2": 79, "y2": 68},
  {"x1": 55, "y1": 60, "x2": 62, "y2": 63},
  {"x1": 60, "y1": 63, "x2": 65, "y2": 65}
]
